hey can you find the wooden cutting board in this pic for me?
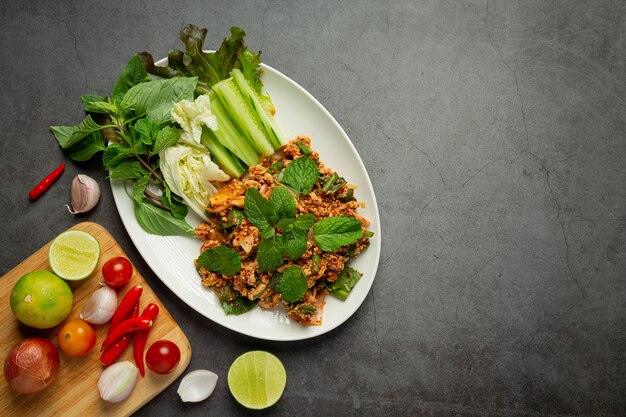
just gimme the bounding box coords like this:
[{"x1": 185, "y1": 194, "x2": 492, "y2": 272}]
[{"x1": 0, "y1": 222, "x2": 191, "y2": 417}]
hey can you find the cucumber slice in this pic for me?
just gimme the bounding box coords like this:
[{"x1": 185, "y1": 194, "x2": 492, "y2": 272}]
[{"x1": 200, "y1": 126, "x2": 247, "y2": 178}]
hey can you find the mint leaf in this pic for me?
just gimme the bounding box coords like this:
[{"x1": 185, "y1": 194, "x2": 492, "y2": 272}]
[
  {"x1": 109, "y1": 161, "x2": 146, "y2": 179},
  {"x1": 257, "y1": 235, "x2": 285, "y2": 271},
  {"x1": 329, "y1": 266, "x2": 363, "y2": 300},
  {"x1": 282, "y1": 156, "x2": 318, "y2": 195},
  {"x1": 279, "y1": 265, "x2": 308, "y2": 303},
  {"x1": 215, "y1": 285, "x2": 257, "y2": 315},
  {"x1": 51, "y1": 114, "x2": 106, "y2": 149},
  {"x1": 283, "y1": 229, "x2": 307, "y2": 260},
  {"x1": 260, "y1": 227, "x2": 275, "y2": 239},
  {"x1": 276, "y1": 213, "x2": 315, "y2": 232},
  {"x1": 112, "y1": 55, "x2": 151, "y2": 102},
  {"x1": 102, "y1": 144, "x2": 133, "y2": 170},
  {"x1": 244, "y1": 188, "x2": 277, "y2": 230},
  {"x1": 313, "y1": 215, "x2": 363, "y2": 251},
  {"x1": 133, "y1": 175, "x2": 150, "y2": 204},
  {"x1": 134, "y1": 201, "x2": 195, "y2": 236},
  {"x1": 65, "y1": 131, "x2": 105, "y2": 161},
  {"x1": 153, "y1": 126, "x2": 181, "y2": 153},
  {"x1": 131, "y1": 118, "x2": 160, "y2": 145},
  {"x1": 121, "y1": 77, "x2": 197, "y2": 125},
  {"x1": 196, "y1": 245, "x2": 242, "y2": 275},
  {"x1": 270, "y1": 186, "x2": 297, "y2": 219}
]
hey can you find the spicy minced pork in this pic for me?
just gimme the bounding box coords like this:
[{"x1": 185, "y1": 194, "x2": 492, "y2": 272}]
[{"x1": 194, "y1": 136, "x2": 370, "y2": 325}]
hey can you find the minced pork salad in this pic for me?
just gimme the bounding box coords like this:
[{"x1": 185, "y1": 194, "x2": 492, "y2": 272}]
[{"x1": 194, "y1": 136, "x2": 372, "y2": 325}]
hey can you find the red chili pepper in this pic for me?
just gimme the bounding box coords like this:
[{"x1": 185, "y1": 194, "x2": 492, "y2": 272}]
[
  {"x1": 133, "y1": 303, "x2": 159, "y2": 376},
  {"x1": 29, "y1": 162, "x2": 65, "y2": 200},
  {"x1": 101, "y1": 317, "x2": 152, "y2": 351},
  {"x1": 100, "y1": 302, "x2": 139, "y2": 366},
  {"x1": 104, "y1": 285, "x2": 143, "y2": 339}
]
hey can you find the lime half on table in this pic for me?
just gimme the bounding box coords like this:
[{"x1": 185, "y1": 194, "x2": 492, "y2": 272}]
[
  {"x1": 48, "y1": 230, "x2": 100, "y2": 281},
  {"x1": 227, "y1": 351, "x2": 287, "y2": 409}
]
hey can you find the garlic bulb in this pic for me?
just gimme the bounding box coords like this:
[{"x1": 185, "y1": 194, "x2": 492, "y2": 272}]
[
  {"x1": 80, "y1": 284, "x2": 117, "y2": 324},
  {"x1": 177, "y1": 370, "x2": 218, "y2": 402},
  {"x1": 98, "y1": 361, "x2": 139, "y2": 403},
  {"x1": 67, "y1": 174, "x2": 100, "y2": 214}
]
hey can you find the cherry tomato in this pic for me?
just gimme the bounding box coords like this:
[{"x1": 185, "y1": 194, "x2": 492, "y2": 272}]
[
  {"x1": 58, "y1": 319, "x2": 96, "y2": 356},
  {"x1": 145, "y1": 340, "x2": 181, "y2": 374},
  {"x1": 102, "y1": 256, "x2": 133, "y2": 288}
]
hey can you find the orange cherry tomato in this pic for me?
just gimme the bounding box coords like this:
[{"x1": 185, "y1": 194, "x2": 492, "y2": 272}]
[{"x1": 58, "y1": 319, "x2": 96, "y2": 356}]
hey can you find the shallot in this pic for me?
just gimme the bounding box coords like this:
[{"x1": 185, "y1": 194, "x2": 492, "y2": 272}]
[
  {"x1": 98, "y1": 361, "x2": 138, "y2": 403},
  {"x1": 80, "y1": 284, "x2": 117, "y2": 325},
  {"x1": 177, "y1": 370, "x2": 218, "y2": 402},
  {"x1": 66, "y1": 174, "x2": 100, "y2": 214}
]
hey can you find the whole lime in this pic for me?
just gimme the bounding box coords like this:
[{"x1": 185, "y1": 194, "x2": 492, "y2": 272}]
[{"x1": 10, "y1": 270, "x2": 73, "y2": 329}]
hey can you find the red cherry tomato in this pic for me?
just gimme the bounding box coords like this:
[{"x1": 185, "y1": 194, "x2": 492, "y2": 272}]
[
  {"x1": 102, "y1": 256, "x2": 133, "y2": 288},
  {"x1": 58, "y1": 319, "x2": 96, "y2": 356},
  {"x1": 145, "y1": 340, "x2": 181, "y2": 374}
]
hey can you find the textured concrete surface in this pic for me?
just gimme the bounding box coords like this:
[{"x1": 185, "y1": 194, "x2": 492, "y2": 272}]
[{"x1": 1, "y1": 1, "x2": 625, "y2": 416}]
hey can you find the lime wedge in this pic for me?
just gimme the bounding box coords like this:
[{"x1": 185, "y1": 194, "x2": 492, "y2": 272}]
[
  {"x1": 48, "y1": 230, "x2": 100, "y2": 281},
  {"x1": 227, "y1": 351, "x2": 287, "y2": 409}
]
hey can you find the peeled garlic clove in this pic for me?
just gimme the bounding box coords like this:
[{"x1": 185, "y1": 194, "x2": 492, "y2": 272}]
[
  {"x1": 98, "y1": 361, "x2": 139, "y2": 403},
  {"x1": 67, "y1": 174, "x2": 100, "y2": 214},
  {"x1": 177, "y1": 370, "x2": 218, "y2": 402}
]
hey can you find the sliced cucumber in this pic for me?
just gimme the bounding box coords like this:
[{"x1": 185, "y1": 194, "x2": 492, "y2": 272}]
[{"x1": 200, "y1": 126, "x2": 247, "y2": 178}]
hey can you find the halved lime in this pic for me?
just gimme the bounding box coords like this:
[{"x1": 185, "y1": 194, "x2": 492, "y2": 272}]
[
  {"x1": 48, "y1": 230, "x2": 100, "y2": 281},
  {"x1": 227, "y1": 351, "x2": 287, "y2": 409}
]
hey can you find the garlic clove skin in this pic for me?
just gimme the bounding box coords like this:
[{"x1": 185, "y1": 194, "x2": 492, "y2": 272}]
[
  {"x1": 67, "y1": 174, "x2": 100, "y2": 214},
  {"x1": 98, "y1": 361, "x2": 139, "y2": 403},
  {"x1": 80, "y1": 284, "x2": 117, "y2": 325},
  {"x1": 177, "y1": 370, "x2": 218, "y2": 402}
]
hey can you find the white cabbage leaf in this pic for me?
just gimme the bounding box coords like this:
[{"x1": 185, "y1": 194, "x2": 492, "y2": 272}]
[
  {"x1": 171, "y1": 95, "x2": 217, "y2": 146},
  {"x1": 159, "y1": 144, "x2": 230, "y2": 221}
]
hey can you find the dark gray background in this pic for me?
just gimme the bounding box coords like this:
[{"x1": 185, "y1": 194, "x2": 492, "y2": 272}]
[{"x1": 1, "y1": 1, "x2": 625, "y2": 416}]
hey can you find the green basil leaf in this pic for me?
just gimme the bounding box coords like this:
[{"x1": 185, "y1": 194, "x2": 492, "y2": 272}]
[
  {"x1": 270, "y1": 186, "x2": 296, "y2": 219},
  {"x1": 134, "y1": 200, "x2": 195, "y2": 236},
  {"x1": 282, "y1": 156, "x2": 318, "y2": 195},
  {"x1": 153, "y1": 126, "x2": 181, "y2": 153},
  {"x1": 51, "y1": 114, "x2": 105, "y2": 149},
  {"x1": 81, "y1": 95, "x2": 116, "y2": 114},
  {"x1": 244, "y1": 188, "x2": 277, "y2": 230},
  {"x1": 313, "y1": 215, "x2": 363, "y2": 252},
  {"x1": 278, "y1": 265, "x2": 308, "y2": 303},
  {"x1": 112, "y1": 55, "x2": 151, "y2": 102},
  {"x1": 65, "y1": 131, "x2": 105, "y2": 161},
  {"x1": 109, "y1": 161, "x2": 146, "y2": 179},
  {"x1": 196, "y1": 245, "x2": 242, "y2": 275},
  {"x1": 257, "y1": 235, "x2": 285, "y2": 271},
  {"x1": 121, "y1": 77, "x2": 197, "y2": 125}
]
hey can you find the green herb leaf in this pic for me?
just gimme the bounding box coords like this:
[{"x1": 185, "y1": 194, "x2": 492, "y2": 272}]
[
  {"x1": 329, "y1": 266, "x2": 363, "y2": 300},
  {"x1": 196, "y1": 245, "x2": 242, "y2": 275},
  {"x1": 276, "y1": 213, "x2": 315, "y2": 232},
  {"x1": 109, "y1": 161, "x2": 146, "y2": 179},
  {"x1": 65, "y1": 131, "x2": 105, "y2": 161},
  {"x1": 81, "y1": 95, "x2": 116, "y2": 114},
  {"x1": 296, "y1": 141, "x2": 312, "y2": 156},
  {"x1": 50, "y1": 114, "x2": 107, "y2": 149},
  {"x1": 215, "y1": 285, "x2": 257, "y2": 315},
  {"x1": 102, "y1": 144, "x2": 133, "y2": 170},
  {"x1": 121, "y1": 77, "x2": 197, "y2": 125},
  {"x1": 260, "y1": 227, "x2": 275, "y2": 239},
  {"x1": 153, "y1": 126, "x2": 181, "y2": 153},
  {"x1": 112, "y1": 55, "x2": 151, "y2": 102},
  {"x1": 283, "y1": 229, "x2": 307, "y2": 260},
  {"x1": 131, "y1": 118, "x2": 160, "y2": 145},
  {"x1": 244, "y1": 188, "x2": 277, "y2": 230},
  {"x1": 133, "y1": 175, "x2": 150, "y2": 204},
  {"x1": 278, "y1": 265, "x2": 308, "y2": 303},
  {"x1": 313, "y1": 215, "x2": 363, "y2": 251},
  {"x1": 134, "y1": 200, "x2": 195, "y2": 236},
  {"x1": 257, "y1": 235, "x2": 285, "y2": 271},
  {"x1": 270, "y1": 186, "x2": 297, "y2": 219},
  {"x1": 282, "y1": 156, "x2": 318, "y2": 195}
]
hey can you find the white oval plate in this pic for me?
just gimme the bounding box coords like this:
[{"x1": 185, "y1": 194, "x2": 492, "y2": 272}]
[{"x1": 110, "y1": 63, "x2": 381, "y2": 341}]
